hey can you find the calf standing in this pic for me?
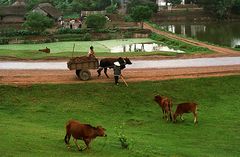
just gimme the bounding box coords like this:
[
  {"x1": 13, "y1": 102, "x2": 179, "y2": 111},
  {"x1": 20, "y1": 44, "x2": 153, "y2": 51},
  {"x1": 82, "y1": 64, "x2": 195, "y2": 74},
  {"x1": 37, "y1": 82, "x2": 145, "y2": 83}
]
[
  {"x1": 154, "y1": 95, "x2": 173, "y2": 121},
  {"x1": 64, "y1": 119, "x2": 107, "y2": 151},
  {"x1": 173, "y1": 102, "x2": 198, "y2": 124}
]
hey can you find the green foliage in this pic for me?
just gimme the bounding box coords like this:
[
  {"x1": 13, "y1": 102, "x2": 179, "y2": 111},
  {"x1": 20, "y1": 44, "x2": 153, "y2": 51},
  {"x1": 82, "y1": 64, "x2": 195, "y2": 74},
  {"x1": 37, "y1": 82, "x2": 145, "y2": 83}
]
[
  {"x1": 124, "y1": 15, "x2": 134, "y2": 22},
  {"x1": 23, "y1": 12, "x2": 54, "y2": 33},
  {"x1": 106, "y1": 2, "x2": 118, "y2": 14},
  {"x1": 0, "y1": 29, "x2": 40, "y2": 37},
  {"x1": 198, "y1": 0, "x2": 240, "y2": 19},
  {"x1": 169, "y1": 0, "x2": 182, "y2": 6},
  {"x1": 130, "y1": 5, "x2": 153, "y2": 22},
  {"x1": 150, "y1": 33, "x2": 210, "y2": 53},
  {"x1": 57, "y1": 28, "x2": 89, "y2": 34},
  {"x1": 115, "y1": 125, "x2": 132, "y2": 149},
  {"x1": 127, "y1": 0, "x2": 158, "y2": 14},
  {"x1": 232, "y1": 0, "x2": 240, "y2": 14},
  {"x1": 0, "y1": 38, "x2": 9, "y2": 45},
  {"x1": 86, "y1": 14, "x2": 107, "y2": 29}
]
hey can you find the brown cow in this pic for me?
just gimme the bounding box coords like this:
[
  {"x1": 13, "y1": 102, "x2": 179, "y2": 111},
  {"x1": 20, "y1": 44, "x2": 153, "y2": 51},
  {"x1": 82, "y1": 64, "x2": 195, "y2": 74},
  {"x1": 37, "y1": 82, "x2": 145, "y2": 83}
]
[
  {"x1": 154, "y1": 95, "x2": 173, "y2": 121},
  {"x1": 173, "y1": 102, "x2": 198, "y2": 125},
  {"x1": 64, "y1": 119, "x2": 107, "y2": 151},
  {"x1": 38, "y1": 47, "x2": 50, "y2": 53}
]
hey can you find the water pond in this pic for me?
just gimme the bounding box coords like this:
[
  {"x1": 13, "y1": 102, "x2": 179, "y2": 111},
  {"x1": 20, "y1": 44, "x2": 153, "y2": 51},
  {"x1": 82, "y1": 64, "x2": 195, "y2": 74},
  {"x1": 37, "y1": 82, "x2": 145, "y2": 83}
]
[
  {"x1": 158, "y1": 22, "x2": 240, "y2": 48},
  {"x1": 110, "y1": 43, "x2": 184, "y2": 53}
]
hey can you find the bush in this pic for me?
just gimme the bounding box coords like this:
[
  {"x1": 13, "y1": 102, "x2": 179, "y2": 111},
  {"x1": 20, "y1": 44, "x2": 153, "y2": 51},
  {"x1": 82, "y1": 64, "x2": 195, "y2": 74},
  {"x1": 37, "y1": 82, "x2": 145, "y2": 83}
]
[
  {"x1": 23, "y1": 12, "x2": 54, "y2": 33},
  {"x1": 0, "y1": 38, "x2": 9, "y2": 45},
  {"x1": 106, "y1": 3, "x2": 118, "y2": 14},
  {"x1": 85, "y1": 14, "x2": 107, "y2": 29},
  {"x1": 0, "y1": 29, "x2": 40, "y2": 37},
  {"x1": 57, "y1": 28, "x2": 90, "y2": 34}
]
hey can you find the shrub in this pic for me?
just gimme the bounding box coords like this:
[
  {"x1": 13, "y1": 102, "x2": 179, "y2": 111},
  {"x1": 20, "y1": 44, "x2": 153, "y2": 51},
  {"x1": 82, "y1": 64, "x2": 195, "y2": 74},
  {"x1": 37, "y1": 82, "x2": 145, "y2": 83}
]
[
  {"x1": 23, "y1": 12, "x2": 54, "y2": 33},
  {"x1": 115, "y1": 125, "x2": 132, "y2": 149},
  {"x1": 85, "y1": 14, "x2": 107, "y2": 29},
  {"x1": 106, "y1": 3, "x2": 118, "y2": 14},
  {"x1": 0, "y1": 38, "x2": 9, "y2": 45}
]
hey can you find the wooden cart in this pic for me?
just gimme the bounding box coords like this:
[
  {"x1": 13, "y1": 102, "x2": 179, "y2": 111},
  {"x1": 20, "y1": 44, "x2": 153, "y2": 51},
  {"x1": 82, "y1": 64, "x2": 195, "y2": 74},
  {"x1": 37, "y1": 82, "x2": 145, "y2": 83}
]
[{"x1": 67, "y1": 56, "x2": 99, "y2": 81}]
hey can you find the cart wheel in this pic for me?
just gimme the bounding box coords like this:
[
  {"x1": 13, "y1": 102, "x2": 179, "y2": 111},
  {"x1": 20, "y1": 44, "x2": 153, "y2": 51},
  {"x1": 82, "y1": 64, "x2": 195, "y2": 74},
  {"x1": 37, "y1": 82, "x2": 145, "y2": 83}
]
[
  {"x1": 79, "y1": 69, "x2": 91, "y2": 81},
  {"x1": 76, "y1": 70, "x2": 81, "y2": 78}
]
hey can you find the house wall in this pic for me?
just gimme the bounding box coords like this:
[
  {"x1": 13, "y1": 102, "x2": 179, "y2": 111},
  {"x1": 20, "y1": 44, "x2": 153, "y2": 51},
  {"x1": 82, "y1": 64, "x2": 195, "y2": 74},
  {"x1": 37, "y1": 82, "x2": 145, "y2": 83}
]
[{"x1": 1, "y1": 16, "x2": 25, "y2": 23}]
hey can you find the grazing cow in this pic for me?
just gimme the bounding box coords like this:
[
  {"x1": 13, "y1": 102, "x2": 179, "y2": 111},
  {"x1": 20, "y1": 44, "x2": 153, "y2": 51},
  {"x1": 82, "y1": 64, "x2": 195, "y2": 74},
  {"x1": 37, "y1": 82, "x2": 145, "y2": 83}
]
[
  {"x1": 173, "y1": 102, "x2": 198, "y2": 125},
  {"x1": 154, "y1": 95, "x2": 173, "y2": 121},
  {"x1": 38, "y1": 47, "x2": 50, "y2": 53},
  {"x1": 64, "y1": 119, "x2": 107, "y2": 151},
  {"x1": 97, "y1": 57, "x2": 132, "y2": 78}
]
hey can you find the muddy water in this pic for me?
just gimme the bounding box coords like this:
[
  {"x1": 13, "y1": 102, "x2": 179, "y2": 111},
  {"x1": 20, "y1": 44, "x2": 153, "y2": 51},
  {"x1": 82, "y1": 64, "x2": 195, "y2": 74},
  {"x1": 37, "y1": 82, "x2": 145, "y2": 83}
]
[{"x1": 0, "y1": 57, "x2": 240, "y2": 70}]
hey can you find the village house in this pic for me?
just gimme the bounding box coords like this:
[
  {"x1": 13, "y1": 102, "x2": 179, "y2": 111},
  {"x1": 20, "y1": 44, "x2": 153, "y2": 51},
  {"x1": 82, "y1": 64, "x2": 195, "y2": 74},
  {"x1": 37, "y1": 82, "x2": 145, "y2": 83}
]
[
  {"x1": 0, "y1": 0, "x2": 26, "y2": 23},
  {"x1": 32, "y1": 3, "x2": 62, "y2": 21}
]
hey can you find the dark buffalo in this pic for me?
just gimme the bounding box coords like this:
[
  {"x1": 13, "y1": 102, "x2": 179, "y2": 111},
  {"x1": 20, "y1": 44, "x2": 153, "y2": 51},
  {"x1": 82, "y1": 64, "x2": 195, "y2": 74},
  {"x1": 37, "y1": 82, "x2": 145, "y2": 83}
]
[
  {"x1": 64, "y1": 119, "x2": 107, "y2": 151},
  {"x1": 97, "y1": 57, "x2": 132, "y2": 78}
]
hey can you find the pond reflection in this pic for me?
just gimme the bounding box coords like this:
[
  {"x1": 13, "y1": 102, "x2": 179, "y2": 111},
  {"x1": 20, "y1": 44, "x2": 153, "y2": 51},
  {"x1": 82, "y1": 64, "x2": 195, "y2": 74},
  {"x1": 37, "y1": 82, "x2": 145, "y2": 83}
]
[
  {"x1": 110, "y1": 43, "x2": 184, "y2": 53},
  {"x1": 158, "y1": 22, "x2": 240, "y2": 48}
]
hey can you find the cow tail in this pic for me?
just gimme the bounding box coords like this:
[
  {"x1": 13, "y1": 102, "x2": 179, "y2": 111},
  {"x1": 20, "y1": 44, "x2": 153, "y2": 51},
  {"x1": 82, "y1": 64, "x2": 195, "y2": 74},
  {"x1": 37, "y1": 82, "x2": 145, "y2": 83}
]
[{"x1": 64, "y1": 121, "x2": 71, "y2": 144}]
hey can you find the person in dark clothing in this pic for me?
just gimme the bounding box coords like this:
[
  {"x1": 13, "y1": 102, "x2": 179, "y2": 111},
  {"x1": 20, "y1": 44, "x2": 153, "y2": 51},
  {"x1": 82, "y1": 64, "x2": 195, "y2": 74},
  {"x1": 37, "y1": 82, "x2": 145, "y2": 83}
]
[{"x1": 113, "y1": 61, "x2": 121, "y2": 85}]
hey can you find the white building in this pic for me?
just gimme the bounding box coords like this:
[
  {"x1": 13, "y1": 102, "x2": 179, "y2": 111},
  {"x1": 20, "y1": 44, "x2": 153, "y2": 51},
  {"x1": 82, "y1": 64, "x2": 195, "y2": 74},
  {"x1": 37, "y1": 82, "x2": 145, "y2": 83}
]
[
  {"x1": 156, "y1": 0, "x2": 185, "y2": 6},
  {"x1": 156, "y1": 0, "x2": 185, "y2": 11}
]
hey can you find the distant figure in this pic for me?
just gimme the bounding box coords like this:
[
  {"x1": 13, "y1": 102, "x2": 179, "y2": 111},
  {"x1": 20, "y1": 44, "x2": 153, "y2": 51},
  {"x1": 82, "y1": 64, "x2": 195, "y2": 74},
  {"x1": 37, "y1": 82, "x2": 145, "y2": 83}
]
[
  {"x1": 38, "y1": 47, "x2": 50, "y2": 53},
  {"x1": 69, "y1": 19, "x2": 75, "y2": 29},
  {"x1": 87, "y1": 46, "x2": 96, "y2": 58},
  {"x1": 113, "y1": 61, "x2": 121, "y2": 85}
]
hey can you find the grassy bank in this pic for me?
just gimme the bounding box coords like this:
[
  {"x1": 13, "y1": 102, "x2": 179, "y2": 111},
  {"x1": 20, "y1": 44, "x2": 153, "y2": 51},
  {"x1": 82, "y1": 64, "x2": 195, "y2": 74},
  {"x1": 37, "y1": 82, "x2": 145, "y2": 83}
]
[{"x1": 1, "y1": 76, "x2": 240, "y2": 157}]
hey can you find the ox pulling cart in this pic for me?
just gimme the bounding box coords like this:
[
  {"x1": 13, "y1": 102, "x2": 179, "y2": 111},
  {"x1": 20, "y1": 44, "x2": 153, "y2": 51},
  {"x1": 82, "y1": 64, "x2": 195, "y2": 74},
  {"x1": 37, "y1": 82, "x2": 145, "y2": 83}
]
[{"x1": 67, "y1": 56, "x2": 99, "y2": 80}]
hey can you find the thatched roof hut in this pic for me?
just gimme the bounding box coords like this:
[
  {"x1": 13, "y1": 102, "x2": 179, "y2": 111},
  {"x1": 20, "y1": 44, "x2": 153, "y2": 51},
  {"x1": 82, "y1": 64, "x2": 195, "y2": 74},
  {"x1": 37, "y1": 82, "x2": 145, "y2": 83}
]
[
  {"x1": 32, "y1": 3, "x2": 62, "y2": 21},
  {"x1": 0, "y1": 5, "x2": 27, "y2": 23}
]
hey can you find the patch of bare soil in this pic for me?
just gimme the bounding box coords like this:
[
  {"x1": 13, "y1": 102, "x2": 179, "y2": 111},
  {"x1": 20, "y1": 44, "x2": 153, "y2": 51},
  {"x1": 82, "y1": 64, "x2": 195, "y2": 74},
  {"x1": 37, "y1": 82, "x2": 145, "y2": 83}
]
[{"x1": 1, "y1": 65, "x2": 239, "y2": 85}]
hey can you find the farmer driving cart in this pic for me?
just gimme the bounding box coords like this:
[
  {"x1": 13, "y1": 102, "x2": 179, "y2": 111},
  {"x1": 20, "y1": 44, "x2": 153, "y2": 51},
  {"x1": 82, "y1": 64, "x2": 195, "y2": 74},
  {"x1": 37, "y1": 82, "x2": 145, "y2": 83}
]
[
  {"x1": 67, "y1": 44, "x2": 99, "y2": 81},
  {"x1": 87, "y1": 46, "x2": 96, "y2": 58}
]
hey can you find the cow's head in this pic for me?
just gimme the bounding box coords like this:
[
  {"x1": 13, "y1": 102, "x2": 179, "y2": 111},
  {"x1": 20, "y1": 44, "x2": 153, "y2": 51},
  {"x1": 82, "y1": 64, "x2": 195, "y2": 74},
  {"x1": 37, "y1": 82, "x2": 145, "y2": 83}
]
[
  {"x1": 96, "y1": 126, "x2": 107, "y2": 137},
  {"x1": 154, "y1": 95, "x2": 162, "y2": 102},
  {"x1": 124, "y1": 57, "x2": 132, "y2": 65}
]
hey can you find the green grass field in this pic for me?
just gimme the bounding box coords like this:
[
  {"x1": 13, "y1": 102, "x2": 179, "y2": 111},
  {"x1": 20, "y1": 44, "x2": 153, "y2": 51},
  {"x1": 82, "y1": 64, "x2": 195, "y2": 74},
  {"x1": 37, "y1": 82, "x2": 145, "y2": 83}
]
[
  {"x1": 0, "y1": 38, "x2": 155, "y2": 53},
  {"x1": 0, "y1": 38, "x2": 211, "y2": 59},
  {"x1": 1, "y1": 76, "x2": 240, "y2": 157}
]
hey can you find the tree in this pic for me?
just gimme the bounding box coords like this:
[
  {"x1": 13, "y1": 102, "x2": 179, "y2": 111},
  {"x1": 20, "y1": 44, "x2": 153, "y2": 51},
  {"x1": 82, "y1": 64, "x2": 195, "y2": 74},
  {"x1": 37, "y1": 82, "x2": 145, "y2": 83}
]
[
  {"x1": 127, "y1": 0, "x2": 158, "y2": 14},
  {"x1": 199, "y1": 0, "x2": 235, "y2": 19},
  {"x1": 130, "y1": 5, "x2": 153, "y2": 29},
  {"x1": 85, "y1": 14, "x2": 107, "y2": 29},
  {"x1": 232, "y1": 0, "x2": 240, "y2": 14},
  {"x1": 23, "y1": 12, "x2": 54, "y2": 33}
]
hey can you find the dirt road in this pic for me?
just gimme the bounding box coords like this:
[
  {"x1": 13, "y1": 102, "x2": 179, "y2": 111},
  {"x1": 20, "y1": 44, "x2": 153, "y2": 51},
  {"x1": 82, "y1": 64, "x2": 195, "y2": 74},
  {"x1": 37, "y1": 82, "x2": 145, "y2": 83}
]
[{"x1": 1, "y1": 65, "x2": 239, "y2": 85}]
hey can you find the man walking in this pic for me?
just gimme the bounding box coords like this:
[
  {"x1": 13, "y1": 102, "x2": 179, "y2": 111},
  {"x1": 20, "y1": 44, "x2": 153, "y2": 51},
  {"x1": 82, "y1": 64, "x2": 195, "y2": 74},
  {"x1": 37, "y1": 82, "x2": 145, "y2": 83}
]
[{"x1": 113, "y1": 61, "x2": 121, "y2": 85}]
